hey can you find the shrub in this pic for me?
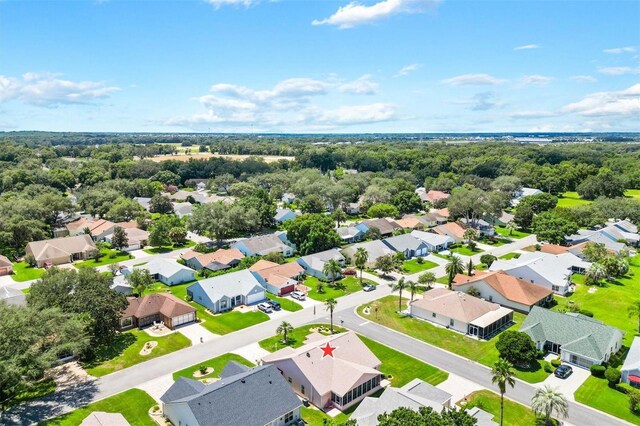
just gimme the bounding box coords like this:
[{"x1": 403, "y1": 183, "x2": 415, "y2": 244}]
[
  {"x1": 544, "y1": 364, "x2": 553, "y2": 373},
  {"x1": 551, "y1": 358, "x2": 562, "y2": 368},
  {"x1": 579, "y1": 309, "x2": 594, "y2": 317},
  {"x1": 416, "y1": 256, "x2": 424, "y2": 264},
  {"x1": 108, "y1": 252, "x2": 117, "y2": 259},
  {"x1": 199, "y1": 365, "x2": 208, "y2": 374},
  {"x1": 537, "y1": 350, "x2": 546, "y2": 360},
  {"x1": 467, "y1": 286, "x2": 481, "y2": 297},
  {"x1": 605, "y1": 367, "x2": 621, "y2": 386},
  {"x1": 629, "y1": 390, "x2": 640, "y2": 414},
  {"x1": 24, "y1": 254, "x2": 37, "y2": 267},
  {"x1": 617, "y1": 383, "x2": 634, "y2": 394},
  {"x1": 590, "y1": 364, "x2": 606, "y2": 377}
]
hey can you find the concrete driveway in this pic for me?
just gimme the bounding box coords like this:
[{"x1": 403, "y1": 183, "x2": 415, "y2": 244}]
[
  {"x1": 176, "y1": 322, "x2": 219, "y2": 344},
  {"x1": 536, "y1": 365, "x2": 591, "y2": 401}
]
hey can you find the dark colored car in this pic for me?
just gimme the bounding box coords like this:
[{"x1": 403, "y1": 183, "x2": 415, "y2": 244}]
[
  {"x1": 554, "y1": 364, "x2": 573, "y2": 379},
  {"x1": 342, "y1": 269, "x2": 357, "y2": 276},
  {"x1": 267, "y1": 300, "x2": 281, "y2": 311}
]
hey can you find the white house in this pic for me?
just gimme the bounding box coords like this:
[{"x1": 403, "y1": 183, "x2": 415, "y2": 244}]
[
  {"x1": 622, "y1": 337, "x2": 640, "y2": 388},
  {"x1": 187, "y1": 269, "x2": 266, "y2": 313},
  {"x1": 124, "y1": 259, "x2": 195, "y2": 286}
]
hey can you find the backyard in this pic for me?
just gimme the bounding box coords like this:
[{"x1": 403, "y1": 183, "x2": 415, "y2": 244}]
[
  {"x1": 402, "y1": 258, "x2": 438, "y2": 274},
  {"x1": 358, "y1": 296, "x2": 551, "y2": 383},
  {"x1": 42, "y1": 389, "x2": 156, "y2": 426},
  {"x1": 10, "y1": 261, "x2": 45, "y2": 282},
  {"x1": 172, "y1": 353, "x2": 254, "y2": 381},
  {"x1": 304, "y1": 275, "x2": 373, "y2": 302}
]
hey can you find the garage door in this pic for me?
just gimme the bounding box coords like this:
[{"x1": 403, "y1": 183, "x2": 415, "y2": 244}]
[
  {"x1": 247, "y1": 291, "x2": 265, "y2": 305},
  {"x1": 280, "y1": 285, "x2": 295, "y2": 295}
]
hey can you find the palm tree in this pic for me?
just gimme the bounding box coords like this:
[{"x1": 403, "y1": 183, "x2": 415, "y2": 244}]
[
  {"x1": 408, "y1": 280, "x2": 423, "y2": 302},
  {"x1": 492, "y1": 359, "x2": 516, "y2": 426},
  {"x1": 628, "y1": 300, "x2": 640, "y2": 333},
  {"x1": 393, "y1": 277, "x2": 408, "y2": 312},
  {"x1": 323, "y1": 259, "x2": 342, "y2": 287},
  {"x1": 354, "y1": 247, "x2": 369, "y2": 285},
  {"x1": 585, "y1": 263, "x2": 606, "y2": 286},
  {"x1": 276, "y1": 321, "x2": 293, "y2": 344},
  {"x1": 531, "y1": 385, "x2": 569, "y2": 426},
  {"x1": 418, "y1": 272, "x2": 435, "y2": 290},
  {"x1": 445, "y1": 255, "x2": 464, "y2": 289},
  {"x1": 325, "y1": 298, "x2": 338, "y2": 334},
  {"x1": 506, "y1": 221, "x2": 517, "y2": 236}
]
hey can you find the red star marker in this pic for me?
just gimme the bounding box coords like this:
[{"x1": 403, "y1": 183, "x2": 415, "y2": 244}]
[{"x1": 320, "y1": 342, "x2": 336, "y2": 358}]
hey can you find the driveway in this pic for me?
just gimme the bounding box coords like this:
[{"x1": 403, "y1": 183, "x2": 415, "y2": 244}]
[
  {"x1": 436, "y1": 373, "x2": 484, "y2": 404},
  {"x1": 537, "y1": 365, "x2": 591, "y2": 401},
  {"x1": 176, "y1": 322, "x2": 219, "y2": 344}
]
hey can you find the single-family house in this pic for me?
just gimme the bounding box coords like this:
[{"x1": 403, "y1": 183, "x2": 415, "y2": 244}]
[
  {"x1": 452, "y1": 270, "x2": 554, "y2": 313},
  {"x1": 416, "y1": 189, "x2": 450, "y2": 205},
  {"x1": 297, "y1": 248, "x2": 346, "y2": 280},
  {"x1": 622, "y1": 337, "x2": 640, "y2": 388},
  {"x1": 124, "y1": 259, "x2": 195, "y2": 286},
  {"x1": 434, "y1": 207, "x2": 450, "y2": 218},
  {"x1": 484, "y1": 211, "x2": 515, "y2": 227},
  {"x1": 104, "y1": 227, "x2": 149, "y2": 251},
  {"x1": 181, "y1": 248, "x2": 245, "y2": 271},
  {"x1": 165, "y1": 190, "x2": 193, "y2": 202},
  {"x1": 344, "y1": 202, "x2": 361, "y2": 215},
  {"x1": 606, "y1": 219, "x2": 638, "y2": 235},
  {"x1": 419, "y1": 212, "x2": 448, "y2": 227},
  {"x1": 355, "y1": 218, "x2": 401, "y2": 237},
  {"x1": 567, "y1": 225, "x2": 639, "y2": 248},
  {"x1": 410, "y1": 230, "x2": 454, "y2": 252},
  {"x1": 250, "y1": 260, "x2": 304, "y2": 295},
  {"x1": 394, "y1": 216, "x2": 426, "y2": 230},
  {"x1": 489, "y1": 252, "x2": 590, "y2": 295},
  {"x1": 119, "y1": 293, "x2": 197, "y2": 330},
  {"x1": 341, "y1": 240, "x2": 395, "y2": 268},
  {"x1": 173, "y1": 202, "x2": 194, "y2": 218},
  {"x1": 110, "y1": 274, "x2": 133, "y2": 295},
  {"x1": 410, "y1": 288, "x2": 514, "y2": 340},
  {"x1": 432, "y1": 222, "x2": 467, "y2": 243},
  {"x1": 382, "y1": 234, "x2": 429, "y2": 259},
  {"x1": 66, "y1": 217, "x2": 116, "y2": 241},
  {"x1": 25, "y1": 235, "x2": 98, "y2": 268},
  {"x1": 161, "y1": 363, "x2": 302, "y2": 426},
  {"x1": 133, "y1": 197, "x2": 151, "y2": 211},
  {"x1": 512, "y1": 187, "x2": 543, "y2": 206},
  {"x1": 262, "y1": 331, "x2": 383, "y2": 411},
  {"x1": 0, "y1": 286, "x2": 26, "y2": 306},
  {"x1": 0, "y1": 255, "x2": 13, "y2": 276},
  {"x1": 282, "y1": 192, "x2": 296, "y2": 204},
  {"x1": 274, "y1": 208, "x2": 299, "y2": 224},
  {"x1": 232, "y1": 233, "x2": 294, "y2": 257},
  {"x1": 520, "y1": 306, "x2": 623, "y2": 368},
  {"x1": 460, "y1": 218, "x2": 496, "y2": 237},
  {"x1": 336, "y1": 226, "x2": 365, "y2": 244},
  {"x1": 187, "y1": 269, "x2": 267, "y2": 313},
  {"x1": 80, "y1": 412, "x2": 130, "y2": 426}
]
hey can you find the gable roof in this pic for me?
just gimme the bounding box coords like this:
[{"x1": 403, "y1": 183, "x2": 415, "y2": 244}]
[
  {"x1": 433, "y1": 222, "x2": 466, "y2": 239},
  {"x1": 274, "y1": 208, "x2": 298, "y2": 222},
  {"x1": 250, "y1": 260, "x2": 303, "y2": 288},
  {"x1": 382, "y1": 233, "x2": 426, "y2": 252},
  {"x1": 0, "y1": 255, "x2": 12, "y2": 268},
  {"x1": 234, "y1": 234, "x2": 290, "y2": 256},
  {"x1": 298, "y1": 248, "x2": 345, "y2": 272},
  {"x1": 490, "y1": 251, "x2": 590, "y2": 287},
  {"x1": 161, "y1": 364, "x2": 301, "y2": 426},
  {"x1": 607, "y1": 219, "x2": 638, "y2": 234},
  {"x1": 520, "y1": 306, "x2": 623, "y2": 361},
  {"x1": 122, "y1": 293, "x2": 196, "y2": 319},
  {"x1": 360, "y1": 218, "x2": 401, "y2": 235},
  {"x1": 137, "y1": 258, "x2": 195, "y2": 278},
  {"x1": 410, "y1": 230, "x2": 455, "y2": 247},
  {"x1": 26, "y1": 235, "x2": 97, "y2": 262},
  {"x1": 341, "y1": 240, "x2": 394, "y2": 262},
  {"x1": 411, "y1": 288, "x2": 512, "y2": 325},
  {"x1": 220, "y1": 361, "x2": 251, "y2": 378},
  {"x1": 66, "y1": 217, "x2": 113, "y2": 233},
  {"x1": 190, "y1": 269, "x2": 265, "y2": 302},
  {"x1": 394, "y1": 216, "x2": 424, "y2": 229},
  {"x1": 183, "y1": 248, "x2": 244, "y2": 267},
  {"x1": 336, "y1": 226, "x2": 363, "y2": 239},
  {"x1": 453, "y1": 270, "x2": 553, "y2": 306}
]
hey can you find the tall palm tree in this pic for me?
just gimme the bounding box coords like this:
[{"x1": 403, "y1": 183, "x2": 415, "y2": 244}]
[
  {"x1": 445, "y1": 255, "x2": 464, "y2": 289},
  {"x1": 585, "y1": 263, "x2": 606, "y2": 286},
  {"x1": 323, "y1": 259, "x2": 342, "y2": 287},
  {"x1": 492, "y1": 359, "x2": 516, "y2": 426},
  {"x1": 506, "y1": 221, "x2": 517, "y2": 236},
  {"x1": 393, "y1": 277, "x2": 408, "y2": 312},
  {"x1": 276, "y1": 321, "x2": 293, "y2": 344},
  {"x1": 628, "y1": 300, "x2": 640, "y2": 333},
  {"x1": 408, "y1": 280, "x2": 423, "y2": 302},
  {"x1": 325, "y1": 298, "x2": 338, "y2": 334},
  {"x1": 353, "y1": 247, "x2": 369, "y2": 285},
  {"x1": 531, "y1": 385, "x2": 569, "y2": 426},
  {"x1": 418, "y1": 271, "x2": 436, "y2": 290}
]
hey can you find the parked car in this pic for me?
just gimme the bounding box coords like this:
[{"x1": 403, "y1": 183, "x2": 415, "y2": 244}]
[
  {"x1": 554, "y1": 364, "x2": 573, "y2": 379},
  {"x1": 267, "y1": 300, "x2": 281, "y2": 311},
  {"x1": 363, "y1": 283, "x2": 376, "y2": 292},
  {"x1": 291, "y1": 291, "x2": 306, "y2": 301},
  {"x1": 257, "y1": 302, "x2": 273, "y2": 313},
  {"x1": 342, "y1": 269, "x2": 357, "y2": 276}
]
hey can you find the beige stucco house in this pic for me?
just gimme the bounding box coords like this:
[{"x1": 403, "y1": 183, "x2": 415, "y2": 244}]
[{"x1": 25, "y1": 235, "x2": 98, "y2": 268}]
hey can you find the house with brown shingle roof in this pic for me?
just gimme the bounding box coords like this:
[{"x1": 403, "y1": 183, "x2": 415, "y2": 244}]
[
  {"x1": 120, "y1": 293, "x2": 196, "y2": 330},
  {"x1": 432, "y1": 221, "x2": 466, "y2": 243},
  {"x1": 410, "y1": 288, "x2": 513, "y2": 340},
  {"x1": 25, "y1": 235, "x2": 98, "y2": 268},
  {"x1": 66, "y1": 217, "x2": 116, "y2": 241},
  {"x1": 394, "y1": 216, "x2": 425, "y2": 230},
  {"x1": 0, "y1": 255, "x2": 13, "y2": 276},
  {"x1": 356, "y1": 218, "x2": 401, "y2": 237},
  {"x1": 249, "y1": 260, "x2": 304, "y2": 295},
  {"x1": 262, "y1": 331, "x2": 383, "y2": 411},
  {"x1": 452, "y1": 270, "x2": 554, "y2": 313},
  {"x1": 181, "y1": 248, "x2": 245, "y2": 271}
]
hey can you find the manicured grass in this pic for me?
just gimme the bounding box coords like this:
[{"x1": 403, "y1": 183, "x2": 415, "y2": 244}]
[
  {"x1": 402, "y1": 258, "x2": 438, "y2": 274},
  {"x1": 305, "y1": 276, "x2": 370, "y2": 302},
  {"x1": 449, "y1": 245, "x2": 484, "y2": 256},
  {"x1": 432, "y1": 252, "x2": 451, "y2": 260},
  {"x1": 575, "y1": 376, "x2": 640, "y2": 424},
  {"x1": 358, "y1": 296, "x2": 550, "y2": 383},
  {"x1": 10, "y1": 261, "x2": 45, "y2": 282},
  {"x1": 626, "y1": 189, "x2": 640, "y2": 200},
  {"x1": 556, "y1": 191, "x2": 592, "y2": 208},
  {"x1": 267, "y1": 293, "x2": 303, "y2": 312},
  {"x1": 83, "y1": 329, "x2": 191, "y2": 377},
  {"x1": 143, "y1": 240, "x2": 195, "y2": 255},
  {"x1": 75, "y1": 249, "x2": 132, "y2": 268},
  {"x1": 499, "y1": 252, "x2": 521, "y2": 260},
  {"x1": 259, "y1": 324, "x2": 345, "y2": 352},
  {"x1": 435, "y1": 275, "x2": 450, "y2": 284},
  {"x1": 172, "y1": 353, "x2": 254, "y2": 381},
  {"x1": 554, "y1": 254, "x2": 640, "y2": 346},
  {"x1": 463, "y1": 390, "x2": 542, "y2": 426},
  {"x1": 495, "y1": 226, "x2": 531, "y2": 239},
  {"x1": 571, "y1": 273, "x2": 586, "y2": 285},
  {"x1": 9, "y1": 378, "x2": 56, "y2": 409},
  {"x1": 43, "y1": 389, "x2": 156, "y2": 426},
  {"x1": 200, "y1": 310, "x2": 269, "y2": 335}
]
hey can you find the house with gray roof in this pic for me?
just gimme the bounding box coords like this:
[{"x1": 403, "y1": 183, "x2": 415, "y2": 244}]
[
  {"x1": 382, "y1": 234, "x2": 429, "y2": 259},
  {"x1": 607, "y1": 219, "x2": 638, "y2": 235},
  {"x1": 336, "y1": 226, "x2": 365, "y2": 244},
  {"x1": 232, "y1": 233, "x2": 294, "y2": 257},
  {"x1": 567, "y1": 225, "x2": 639, "y2": 248},
  {"x1": 0, "y1": 286, "x2": 26, "y2": 306},
  {"x1": 274, "y1": 208, "x2": 299, "y2": 224},
  {"x1": 124, "y1": 258, "x2": 195, "y2": 286},
  {"x1": 341, "y1": 240, "x2": 395, "y2": 268},
  {"x1": 161, "y1": 363, "x2": 302, "y2": 426},
  {"x1": 622, "y1": 337, "x2": 640, "y2": 388},
  {"x1": 520, "y1": 306, "x2": 623, "y2": 368},
  {"x1": 187, "y1": 269, "x2": 266, "y2": 313},
  {"x1": 133, "y1": 197, "x2": 151, "y2": 211},
  {"x1": 410, "y1": 230, "x2": 454, "y2": 252},
  {"x1": 173, "y1": 202, "x2": 194, "y2": 218},
  {"x1": 297, "y1": 248, "x2": 346, "y2": 280}
]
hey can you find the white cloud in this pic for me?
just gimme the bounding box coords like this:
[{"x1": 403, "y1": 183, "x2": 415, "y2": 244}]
[
  {"x1": 519, "y1": 74, "x2": 554, "y2": 86},
  {"x1": 205, "y1": 0, "x2": 255, "y2": 9},
  {"x1": 338, "y1": 74, "x2": 379, "y2": 95},
  {"x1": 312, "y1": 0, "x2": 440, "y2": 29},
  {"x1": 562, "y1": 84, "x2": 640, "y2": 117},
  {"x1": 514, "y1": 44, "x2": 539, "y2": 50},
  {"x1": 453, "y1": 92, "x2": 504, "y2": 111},
  {"x1": 395, "y1": 63, "x2": 422, "y2": 77},
  {"x1": 570, "y1": 75, "x2": 597, "y2": 83},
  {"x1": 319, "y1": 103, "x2": 396, "y2": 124},
  {"x1": 603, "y1": 46, "x2": 636, "y2": 54},
  {"x1": 598, "y1": 66, "x2": 640, "y2": 75},
  {"x1": 441, "y1": 73, "x2": 507, "y2": 86},
  {"x1": 0, "y1": 72, "x2": 120, "y2": 106},
  {"x1": 509, "y1": 110, "x2": 556, "y2": 119}
]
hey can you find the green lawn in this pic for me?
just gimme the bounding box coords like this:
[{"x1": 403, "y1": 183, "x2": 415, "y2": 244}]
[
  {"x1": 463, "y1": 390, "x2": 543, "y2": 426},
  {"x1": 10, "y1": 261, "x2": 45, "y2": 282},
  {"x1": 305, "y1": 276, "x2": 371, "y2": 302},
  {"x1": 172, "y1": 353, "x2": 254, "y2": 381},
  {"x1": 499, "y1": 252, "x2": 521, "y2": 260},
  {"x1": 9, "y1": 378, "x2": 56, "y2": 409},
  {"x1": 556, "y1": 191, "x2": 592, "y2": 208},
  {"x1": 358, "y1": 296, "x2": 550, "y2": 383},
  {"x1": 495, "y1": 226, "x2": 531, "y2": 239},
  {"x1": 83, "y1": 329, "x2": 191, "y2": 377},
  {"x1": 554, "y1": 254, "x2": 640, "y2": 346},
  {"x1": 626, "y1": 189, "x2": 640, "y2": 200},
  {"x1": 75, "y1": 249, "x2": 132, "y2": 268},
  {"x1": 267, "y1": 293, "x2": 303, "y2": 312},
  {"x1": 479, "y1": 237, "x2": 510, "y2": 247},
  {"x1": 142, "y1": 240, "x2": 196, "y2": 255},
  {"x1": 402, "y1": 258, "x2": 438, "y2": 274},
  {"x1": 259, "y1": 324, "x2": 345, "y2": 352},
  {"x1": 450, "y1": 245, "x2": 484, "y2": 256},
  {"x1": 43, "y1": 389, "x2": 156, "y2": 426},
  {"x1": 575, "y1": 376, "x2": 640, "y2": 424}
]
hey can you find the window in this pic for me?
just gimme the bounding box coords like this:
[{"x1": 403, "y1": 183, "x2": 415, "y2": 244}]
[
  {"x1": 552, "y1": 285, "x2": 560, "y2": 292},
  {"x1": 288, "y1": 377, "x2": 292, "y2": 383},
  {"x1": 432, "y1": 312, "x2": 436, "y2": 318},
  {"x1": 449, "y1": 318, "x2": 454, "y2": 327},
  {"x1": 121, "y1": 317, "x2": 132, "y2": 327},
  {"x1": 301, "y1": 384, "x2": 305, "y2": 395},
  {"x1": 284, "y1": 411, "x2": 294, "y2": 423}
]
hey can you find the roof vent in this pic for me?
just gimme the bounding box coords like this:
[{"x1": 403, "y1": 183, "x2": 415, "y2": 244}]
[
  {"x1": 306, "y1": 352, "x2": 310, "y2": 357},
  {"x1": 241, "y1": 379, "x2": 245, "y2": 383}
]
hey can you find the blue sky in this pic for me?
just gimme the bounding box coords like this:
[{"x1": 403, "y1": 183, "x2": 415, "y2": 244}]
[{"x1": 0, "y1": 0, "x2": 638, "y2": 133}]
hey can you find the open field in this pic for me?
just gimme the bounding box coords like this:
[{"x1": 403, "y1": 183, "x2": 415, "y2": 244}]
[{"x1": 147, "y1": 153, "x2": 295, "y2": 163}]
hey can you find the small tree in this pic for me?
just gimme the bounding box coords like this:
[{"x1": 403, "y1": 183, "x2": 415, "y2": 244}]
[
  {"x1": 605, "y1": 367, "x2": 621, "y2": 386},
  {"x1": 463, "y1": 228, "x2": 478, "y2": 244},
  {"x1": 108, "y1": 263, "x2": 120, "y2": 276},
  {"x1": 316, "y1": 282, "x2": 325, "y2": 294},
  {"x1": 92, "y1": 249, "x2": 103, "y2": 262},
  {"x1": 531, "y1": 385, "x2": 569, "y2": 426},
  {"x1": 505, "y1": 221, "x2": 518, "y2": 236},
  {"x1": 495, "y1": 331, "x2": 537, "y2": 367},
  {"x1": 480, "y1": 254, "x2": 497, "y2": 268},
  {"x1": 467, "y1": 286, "x2": 481, "y2": 297},
  {"x1": 24, "y1": 254, "x2": 36, "y2": 267},
  {"x1": 418, "y1": 272, "x2": 435, "y2": 290},
  {"x1": 126, "y1": 268, "x2": 155, "y2": 296},
  {"x1": 393, "y1": 277, "x2": 408, "y2": 312},
  {"x1": 333, "y1": 208, "x2": 347, "y2": 227},
  {"x1": 585, "y1": 263, "x2": 606, "y2": 286},
  {"x1": 375, "y1": 254, "x2": 395, "y2": 277},
  {"x1": 353, "y1": 247, "x2": 369, "y2": 285},
  {"x1": 466, "y1": 259, "x2": 474, "y2": 276},
  {"x1": 110, "y1": 226, "x2": 129, "y2": 251},
  {"x1": 408, "y1": 280, "x2": 423, "y2": 302},
  {"x1": 492, "y1": 359, "x2": 516, "y2": 426},
  {"x1": 325, "y1": 298, "x2": 337, "y2": 334},
  {"x1": 276, "y1": 321, "x2": 294, "y2": 344},
  {"x1": 323, "y1": 259, "x2": 342, "y2": 287},
  {"x1": 169, "y1": 227, "x2": 188, "y2": 246}
]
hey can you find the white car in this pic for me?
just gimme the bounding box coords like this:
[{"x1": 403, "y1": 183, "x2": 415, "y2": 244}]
[
  {"x1": 291, "y1": 291, "x2": 306, "y2": 301},
  {"x1": 257, "y1": 302, "x2": 273, "y2": 313}
]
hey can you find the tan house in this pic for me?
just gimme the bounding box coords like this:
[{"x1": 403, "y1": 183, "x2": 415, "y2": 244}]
[
  {"x1": 25, "y1": 235, "x2": 98, "y2": 268},
  {"x1": 262, "y1": 331, "x2": 383, "y2": 411},
  {"x1": 66, "y1": 217, "x2": 116, "y2": 241},
  {"x1": 181, "y1": 248, "x2": 245, "y2": 271},
  {"x1": 120, "y1": 293, "x2": 196, "y2": 330},
  {"x1": 249, "y1": 259, "x2": 304, "y2": 295},
  {"x1": 0, "y1": 255, "x2": 13, "y2": 276}
]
